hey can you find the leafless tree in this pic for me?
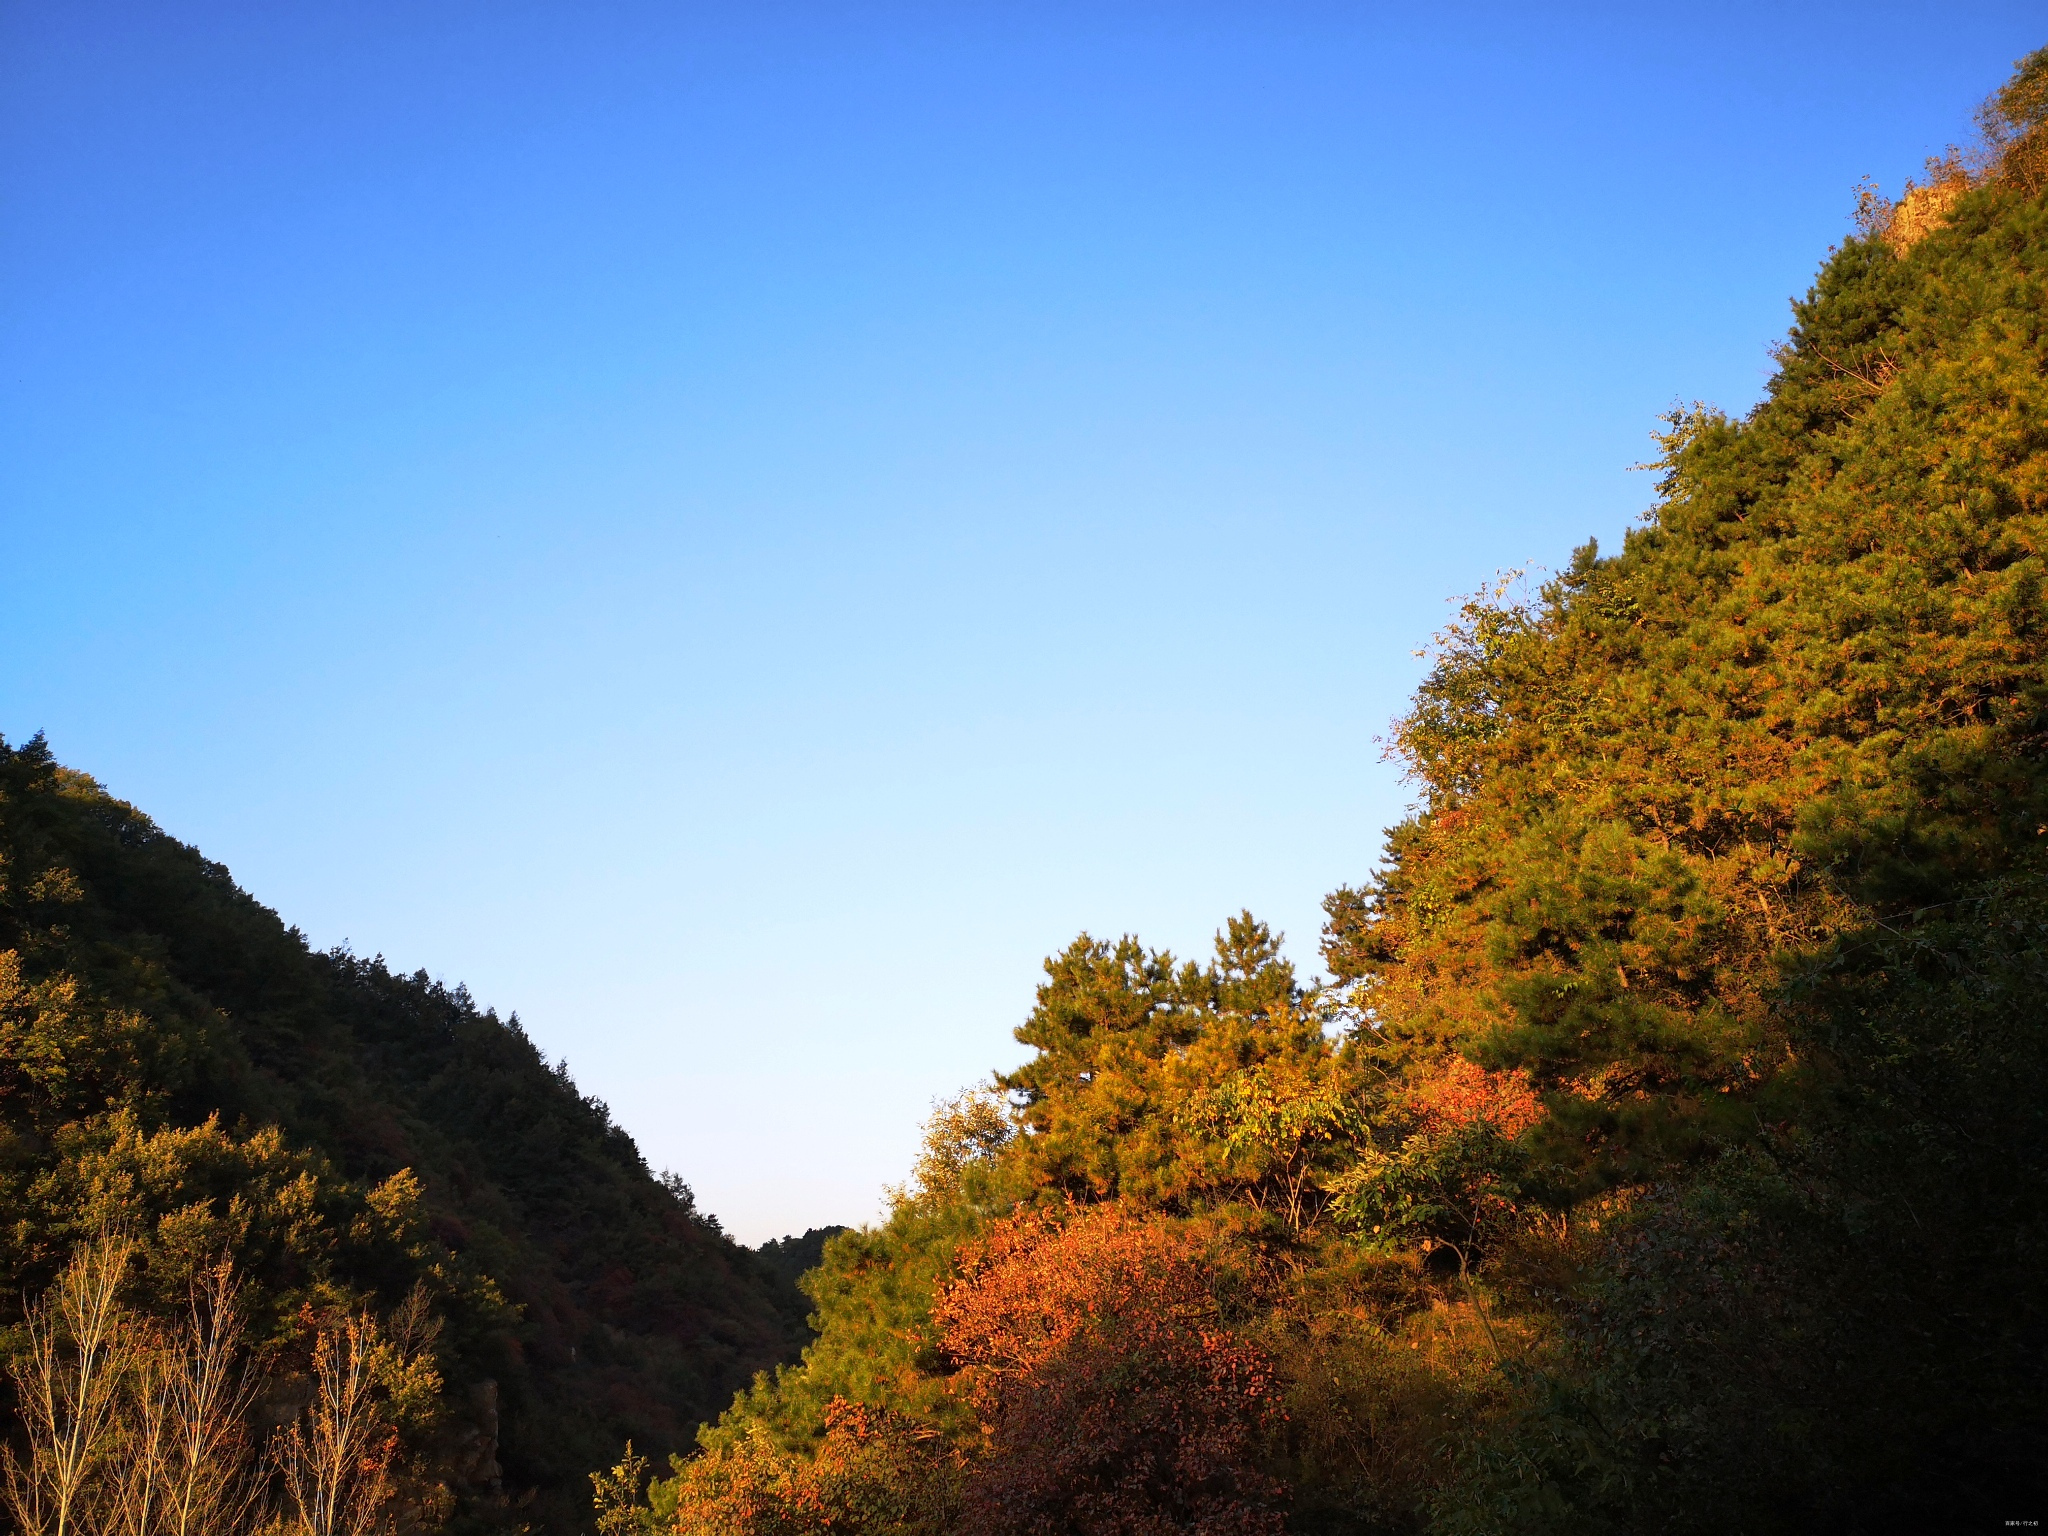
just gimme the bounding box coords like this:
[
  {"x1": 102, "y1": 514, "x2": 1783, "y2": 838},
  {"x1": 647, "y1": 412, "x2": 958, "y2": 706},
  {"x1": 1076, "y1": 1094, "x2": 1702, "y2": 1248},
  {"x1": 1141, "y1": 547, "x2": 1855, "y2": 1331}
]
[
  {"x1": 269, "y1": 1314, "x2": 397, "y2": 1536},
  {"x1": 4, "y1": 1240, "x2": 415, "y2": 1536},
  {"x1": 117, "y1": 1264, "x2": 265, "y2": 1536},
  {"x1": 3, "y1": 1234, "x2": 137, "y2": 1536}
]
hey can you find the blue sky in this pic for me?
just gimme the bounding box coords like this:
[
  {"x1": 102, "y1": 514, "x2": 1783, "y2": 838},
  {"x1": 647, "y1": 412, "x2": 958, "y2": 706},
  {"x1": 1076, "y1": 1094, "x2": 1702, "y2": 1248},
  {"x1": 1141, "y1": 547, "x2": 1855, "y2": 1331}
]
[{"x1": 4, "y1": 2, "x2": 2040, "y2": 1241}]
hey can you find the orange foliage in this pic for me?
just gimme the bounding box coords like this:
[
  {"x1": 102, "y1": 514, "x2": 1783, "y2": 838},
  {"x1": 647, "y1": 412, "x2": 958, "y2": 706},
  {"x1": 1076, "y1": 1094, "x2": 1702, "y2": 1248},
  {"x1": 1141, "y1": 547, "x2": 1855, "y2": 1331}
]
[
  {"x1": 934, "y1": 1204, "x2": 1285, "y2": 1536},
  {"x1": 662, "y1": 1398, "x2": 958, "y2": 1535},
  {"x1": 1408, "y1": 1058, "x2": 1542, "y2": 1140}
]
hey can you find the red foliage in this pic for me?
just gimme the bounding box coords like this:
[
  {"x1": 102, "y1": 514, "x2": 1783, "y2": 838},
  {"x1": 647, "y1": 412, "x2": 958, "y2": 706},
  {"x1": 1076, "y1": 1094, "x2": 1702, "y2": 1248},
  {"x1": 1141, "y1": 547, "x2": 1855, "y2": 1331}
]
[
  {"x1": 1410, "y1": 1058, "x2": 1543, "y2": 1140},
  {"x1": 934, "y1": 1204, "x2": 1286, "y2": 1536}
]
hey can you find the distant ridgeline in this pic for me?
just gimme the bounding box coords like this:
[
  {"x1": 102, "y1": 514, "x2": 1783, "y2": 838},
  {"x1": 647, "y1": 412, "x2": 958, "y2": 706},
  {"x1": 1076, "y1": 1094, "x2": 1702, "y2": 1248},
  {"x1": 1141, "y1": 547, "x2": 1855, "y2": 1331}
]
[
  {"x1": 593, "y1": 47, "x2": 2048, "y2": 1536},
  {"x1": 0, "y1": 734, "x2": 814, "y2": 1534}
]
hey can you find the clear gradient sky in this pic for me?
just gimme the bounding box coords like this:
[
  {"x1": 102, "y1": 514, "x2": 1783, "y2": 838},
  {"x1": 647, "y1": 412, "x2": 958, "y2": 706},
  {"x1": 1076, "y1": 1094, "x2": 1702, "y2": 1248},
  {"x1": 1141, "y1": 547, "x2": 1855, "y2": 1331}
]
[{"x1": 4, "y1": 2, "x2": 2041, "y2": 1242}]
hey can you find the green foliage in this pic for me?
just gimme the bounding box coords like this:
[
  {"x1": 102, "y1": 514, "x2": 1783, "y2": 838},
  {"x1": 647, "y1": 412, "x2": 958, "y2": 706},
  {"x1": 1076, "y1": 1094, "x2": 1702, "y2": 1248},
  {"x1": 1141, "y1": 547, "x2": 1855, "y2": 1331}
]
[
  {"x1": 1181, "y1": 1054, "x2": 1366, "y2": 1232},
  {"x1": 1000, "y1": 912, "x2": 1334, "y2": 1210},
  {"x1": 699, "y1": 1185, "x2": 993, "y2": 1458},
  {"x1": 752, "y1": 1228, "x2": 851, "y2": 1344},
  {"x1": 590, "y1": 1443, "x2": 653, "y2": 1536},
  {"x1": 1327, "y1": 131, "x2": 2048, "y2": 1193},
  {"x1": 892, "y1": 1089, "x2": 1012, "y2": 1207},
  {"x1": 1329, "y1": 1120, "x2": 1526, "y2": 1260},
  {"x1": 1437, "y1": 878, "x2": 2048, "y2": 1534}
]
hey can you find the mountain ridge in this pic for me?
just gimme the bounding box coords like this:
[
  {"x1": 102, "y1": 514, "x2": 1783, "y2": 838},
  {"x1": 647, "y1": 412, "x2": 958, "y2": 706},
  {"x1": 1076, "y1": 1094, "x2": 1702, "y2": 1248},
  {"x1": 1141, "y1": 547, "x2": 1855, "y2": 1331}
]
[{"x1": 0, "y1": 734, "x2": 804, "y2": 1533}]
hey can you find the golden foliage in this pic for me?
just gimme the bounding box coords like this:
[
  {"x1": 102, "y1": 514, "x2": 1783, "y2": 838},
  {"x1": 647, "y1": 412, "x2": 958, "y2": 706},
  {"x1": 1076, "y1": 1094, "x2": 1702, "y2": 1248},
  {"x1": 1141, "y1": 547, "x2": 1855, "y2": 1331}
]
[{"x1": 2, "y1": 1234, "x2": 427, "y2": 1536}]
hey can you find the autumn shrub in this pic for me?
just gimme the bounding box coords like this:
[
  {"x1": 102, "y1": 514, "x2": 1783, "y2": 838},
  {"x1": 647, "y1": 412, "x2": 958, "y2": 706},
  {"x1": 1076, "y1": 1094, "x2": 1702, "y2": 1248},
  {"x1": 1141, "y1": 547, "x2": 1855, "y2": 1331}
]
[
  {"x1": 1247, "y1": 1232, "x2": 1559, "y2": 1536},
  {"x1": 934, "y1": 1203, "x2": 1287, "y2": 1536},
  {"x1": 634, "y1": 1398, "x2": 957, "y2": 1536}
]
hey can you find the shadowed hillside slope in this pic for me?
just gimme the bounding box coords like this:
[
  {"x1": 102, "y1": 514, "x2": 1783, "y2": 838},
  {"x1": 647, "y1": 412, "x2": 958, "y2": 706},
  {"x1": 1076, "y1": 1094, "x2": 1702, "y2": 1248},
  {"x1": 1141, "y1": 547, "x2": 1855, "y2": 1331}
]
[{"x1": 0, "y1": 734, "x2": 800, "y2": 1533}]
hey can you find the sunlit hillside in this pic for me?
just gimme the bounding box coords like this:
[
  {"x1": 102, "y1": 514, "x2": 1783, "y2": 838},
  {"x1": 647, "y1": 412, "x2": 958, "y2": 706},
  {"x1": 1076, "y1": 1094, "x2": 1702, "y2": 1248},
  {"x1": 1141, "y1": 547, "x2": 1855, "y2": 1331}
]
[{"x1": 603, "y1": 47, "x2": 2048, "y2": 1535}]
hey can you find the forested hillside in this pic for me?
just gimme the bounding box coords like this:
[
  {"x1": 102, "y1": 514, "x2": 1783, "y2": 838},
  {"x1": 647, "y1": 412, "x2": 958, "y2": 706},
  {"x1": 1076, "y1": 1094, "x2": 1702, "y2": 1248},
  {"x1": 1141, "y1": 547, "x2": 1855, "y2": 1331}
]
[
  {"x1": 0, "y1": 735, "x2": 809, "y2": 1532},
  {"x1": 599, "y1": 48, "x2": 2048, "y2": 1536}
]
